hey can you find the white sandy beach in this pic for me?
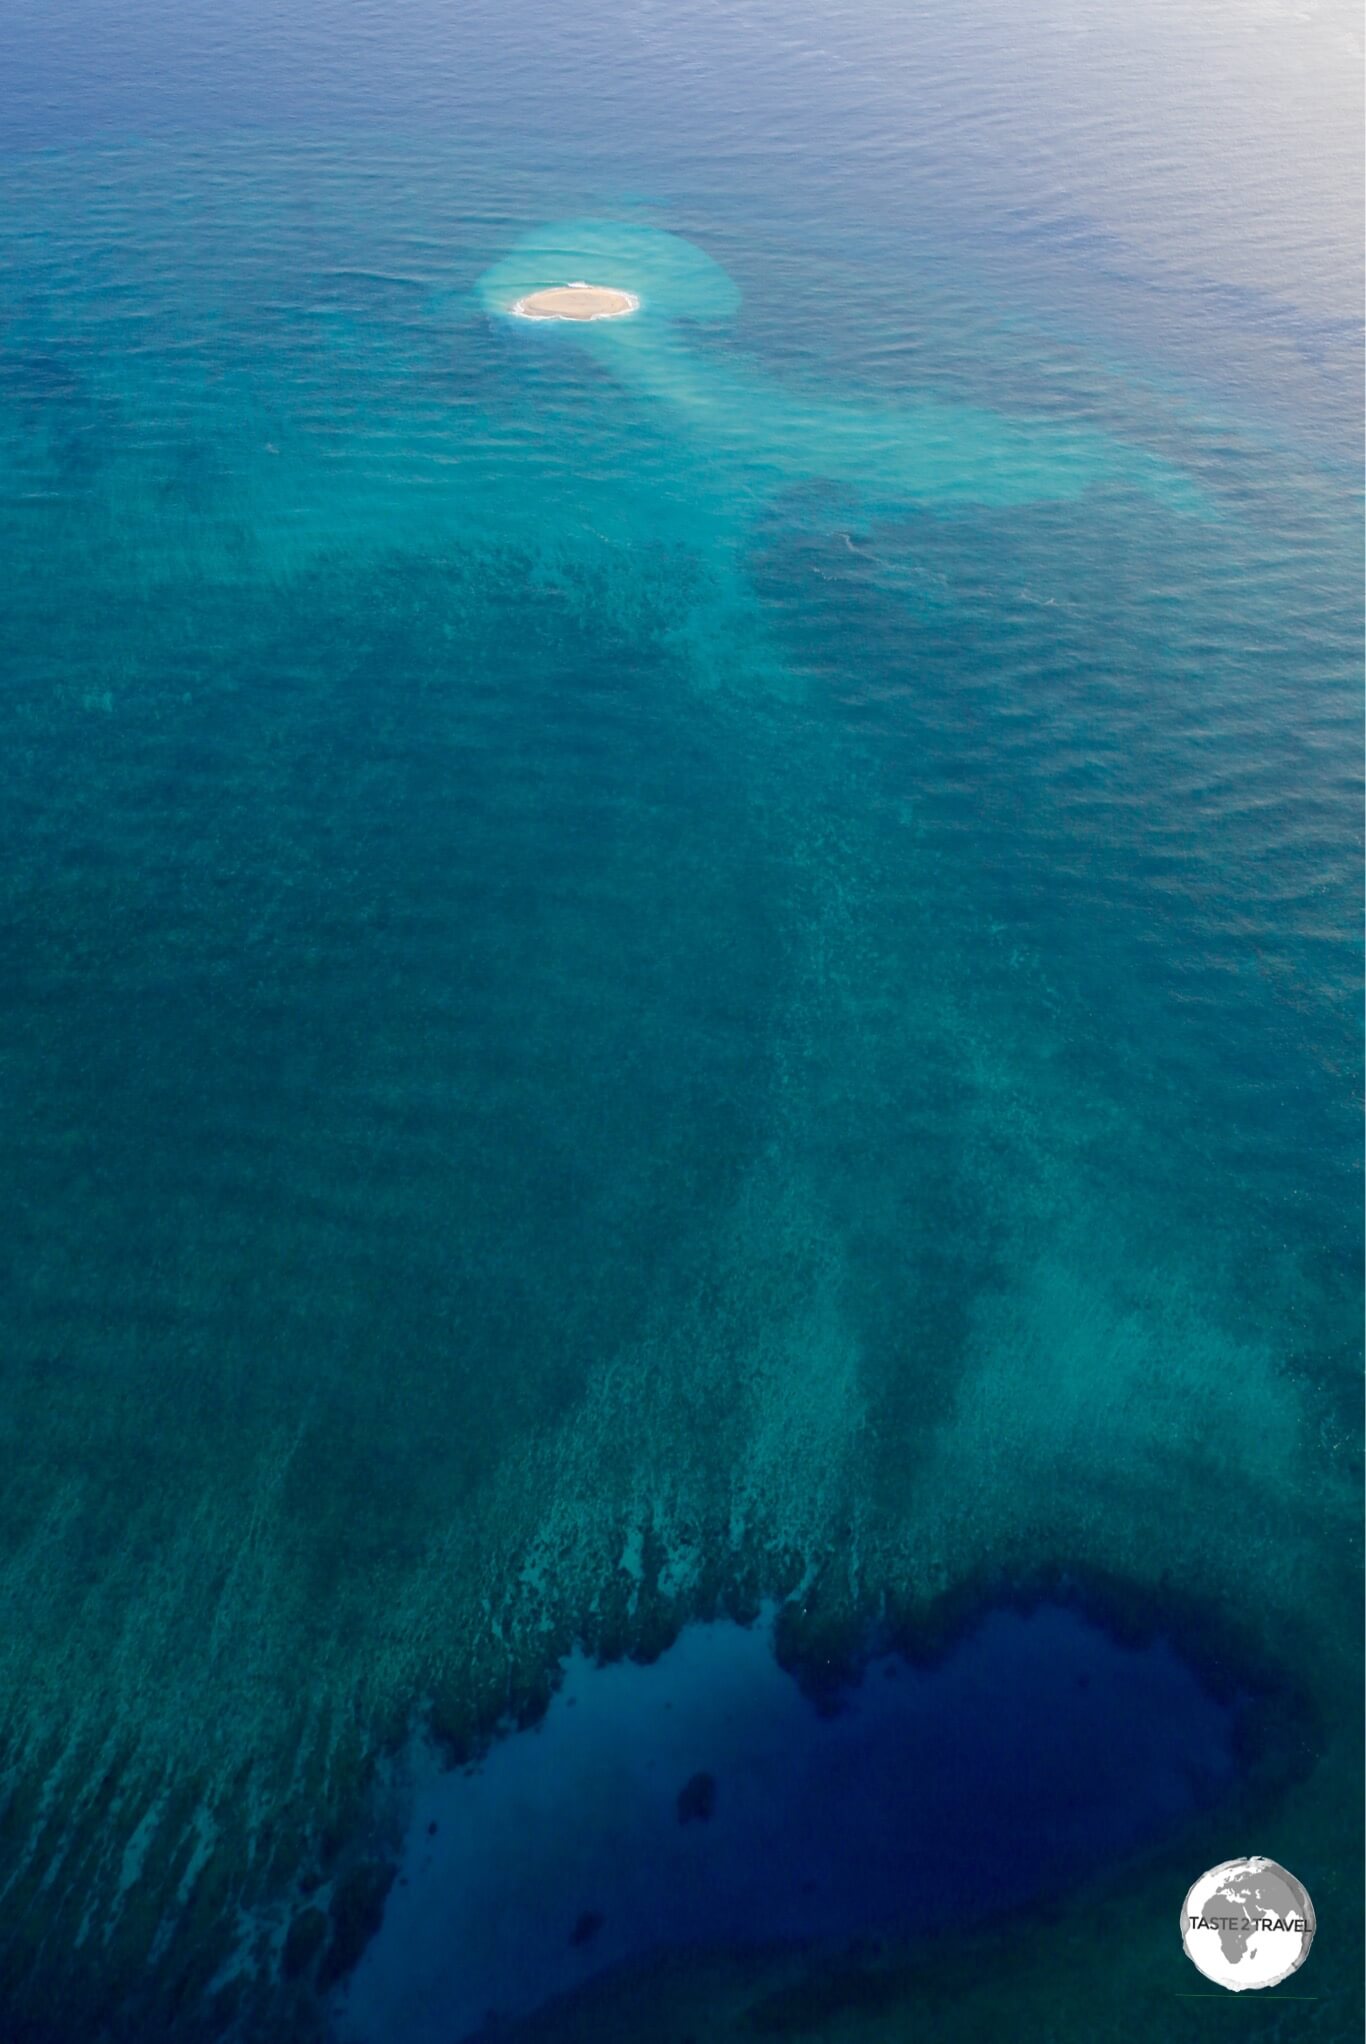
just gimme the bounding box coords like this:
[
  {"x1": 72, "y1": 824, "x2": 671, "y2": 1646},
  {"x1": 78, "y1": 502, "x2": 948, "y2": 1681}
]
[{"x1": 511, "y1": 281, "x2": 639, "y2": 321}]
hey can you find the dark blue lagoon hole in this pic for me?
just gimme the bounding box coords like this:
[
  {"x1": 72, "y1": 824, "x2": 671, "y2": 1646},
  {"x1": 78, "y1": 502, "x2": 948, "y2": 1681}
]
[{"x1": 336, "y1": 1603, "x2": 1238, "y2": 2043}]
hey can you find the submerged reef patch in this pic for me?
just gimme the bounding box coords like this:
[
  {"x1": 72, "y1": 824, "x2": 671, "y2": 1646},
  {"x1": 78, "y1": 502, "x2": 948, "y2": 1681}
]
[
  {"x1": 477, "y1": 219, "x2": 742, "y2": 326},
  {"x1": 0, "y1": 520, "x2": 1356, "y2": 2043},
  {"x1": 476, "y1": 218, "x2": 1207, "y2": 515}
]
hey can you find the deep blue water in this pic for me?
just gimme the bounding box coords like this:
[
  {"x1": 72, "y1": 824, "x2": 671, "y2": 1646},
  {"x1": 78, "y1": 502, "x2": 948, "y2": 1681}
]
[
  {"x1": 341, "y1": 1607, "x2": 1239, "y2": 2042},
  {"x1": 0, "y1": 3, "x2": 1359, "y2": 2039}
]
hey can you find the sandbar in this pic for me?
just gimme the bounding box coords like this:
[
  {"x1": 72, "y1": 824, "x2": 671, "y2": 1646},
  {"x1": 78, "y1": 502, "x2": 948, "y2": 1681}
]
[{"x1": 511, "y1": 281, "x2": 639, "y2": 322}]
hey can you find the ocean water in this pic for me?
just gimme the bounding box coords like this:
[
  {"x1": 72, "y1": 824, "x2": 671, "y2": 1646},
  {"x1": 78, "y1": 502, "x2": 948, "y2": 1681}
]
[
  {"x1": 341, "y1": 1605, "x2": 1241, "y2": 2042},
  {"x1": 0, "y1": 3, "x2": 1360, "y2": 2041}
]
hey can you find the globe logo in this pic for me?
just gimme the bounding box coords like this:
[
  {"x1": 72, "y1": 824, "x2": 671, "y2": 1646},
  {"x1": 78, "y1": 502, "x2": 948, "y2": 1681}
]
[{"x1": 1181, "y1": 1858, "x2": 1315, "y2": 1991}]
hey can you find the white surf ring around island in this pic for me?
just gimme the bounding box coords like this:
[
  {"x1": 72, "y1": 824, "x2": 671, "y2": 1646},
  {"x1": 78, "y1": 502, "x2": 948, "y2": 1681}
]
[{"x1": 510, "y1": 280, "x2": 641, "y2": 322}]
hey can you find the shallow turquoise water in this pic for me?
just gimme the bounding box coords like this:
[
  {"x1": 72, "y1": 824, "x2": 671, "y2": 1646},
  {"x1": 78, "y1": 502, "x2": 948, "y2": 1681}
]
[{"x1": 0, "y1": 3, "x2": 1360, "y2": 2039}]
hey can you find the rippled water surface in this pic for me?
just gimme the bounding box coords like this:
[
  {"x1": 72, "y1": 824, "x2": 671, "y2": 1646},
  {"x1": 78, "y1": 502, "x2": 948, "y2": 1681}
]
[{"x1": 0, "y1": 3, "x2": 1360, "y2": 2040}]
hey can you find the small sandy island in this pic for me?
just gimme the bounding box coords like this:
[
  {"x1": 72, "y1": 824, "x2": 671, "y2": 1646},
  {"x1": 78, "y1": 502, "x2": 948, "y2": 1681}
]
[{"x1": 511, "y1": 281, "x2": 639, "y2": 322}]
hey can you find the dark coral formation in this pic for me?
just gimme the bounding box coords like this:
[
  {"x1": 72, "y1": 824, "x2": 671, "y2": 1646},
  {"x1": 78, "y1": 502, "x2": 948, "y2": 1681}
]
[{"x1": 676, "y1": 1771, "x2": 718, "y2": 1825}]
